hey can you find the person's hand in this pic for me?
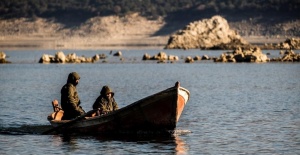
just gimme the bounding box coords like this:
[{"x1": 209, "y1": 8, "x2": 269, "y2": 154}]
[
  {"x1": 75, "y1": 115, "x2": 81, "y2": 119},
  {"x1": 79, "y1": 106, "x2": 85, "y2": 113}
]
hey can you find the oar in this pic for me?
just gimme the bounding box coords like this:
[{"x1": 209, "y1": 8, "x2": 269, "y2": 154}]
[{"x1": 42, "y1": 109, "x2": 97, "y2": 135}]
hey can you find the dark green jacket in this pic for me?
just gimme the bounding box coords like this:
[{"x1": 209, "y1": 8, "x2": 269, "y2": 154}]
[
  {"x1": 92, "y1": 86, "x2": 118, "y2": 115},
  {"x1": 61, "y1": 72, "x2": 85, "y2": 120}
]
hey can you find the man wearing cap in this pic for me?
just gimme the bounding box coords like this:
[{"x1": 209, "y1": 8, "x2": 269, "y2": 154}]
[
  {"x1": 93, "y1": 85, "x2": 119, "y2": 116},
  {"x1": 61, "y1": 72, "x2": 85, "y2": 120}
]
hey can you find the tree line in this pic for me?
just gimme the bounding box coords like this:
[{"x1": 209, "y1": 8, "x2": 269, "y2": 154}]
[{"x1": 0, "y1": 0, "x2": 299, "y2": 20}]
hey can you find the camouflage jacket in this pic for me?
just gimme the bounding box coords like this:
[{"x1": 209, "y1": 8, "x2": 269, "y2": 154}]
[{"x1": 92, "y1": 96, "x2": 118, "y2": 114}]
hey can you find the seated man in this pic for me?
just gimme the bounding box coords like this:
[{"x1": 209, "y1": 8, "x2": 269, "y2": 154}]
[
  {"x1": 61, "y1": 72, "x2": 85, "y2": 120},
  {"x1": 93, "y1": 85, "x2": 118, "y2": 116}
]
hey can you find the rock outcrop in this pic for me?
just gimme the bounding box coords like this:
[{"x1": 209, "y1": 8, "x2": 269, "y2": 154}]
[
  {"x1": 113, "y1": 51, "x2": 122, "y2": 56},
  {"x1": 142, "y1": 52, "x2": 179, "y2": 63},
  {"x1": 0, "y1": 51, "x2": 11, "y2": 63},
  {"x1": 185, "y1": 56, "x2": 194, "y2": 63},
  {"x1": 39, "y1": 51, "x2": 102, "y2": 63},
  {"x1": 165, "y1": 15, "x2": 249, "y2": 50},
  {"x1": 214, "y1": 47, "x2": 268, "y2": 63},
  {"x1": 275, "y1": 38, "x2": 300, "y2": 50},
  {"x1": 0, "y1": 51, "x2": 6, "y2": 59},
  {"x1": 271, "y1": 50, "x2": 300, "y2": 62}
]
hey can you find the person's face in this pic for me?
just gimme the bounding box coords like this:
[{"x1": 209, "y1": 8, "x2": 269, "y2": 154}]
[
  {"x1": 106, "y1": 93, "x2": 112, "y2": 99},
  {"x1": 75, "y1": 79, "x2": 79, "y2": 85}
]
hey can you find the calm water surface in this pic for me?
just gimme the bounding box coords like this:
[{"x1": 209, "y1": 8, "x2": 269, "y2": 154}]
[{"x1": 0, "y1": 49, "x2": 299, "y2": 154}]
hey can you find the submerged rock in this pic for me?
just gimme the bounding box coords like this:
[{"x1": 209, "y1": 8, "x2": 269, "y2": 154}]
[
  {"x1": 276, "y1": 38, "x2": 300, "y2": 50},
  {"x1": 214, "y1": 47, "x2": 269, "y2": 63},
  {"x1": 271, "y1": 49, "x2": 300, "y2": 62},
  {"x1": 0, "y1": 51, "x2": 6, "y2": 59},
  {"x1": 113, "y1": 51, "x2": 122, "y2": 56},
  {"x1": 0, "y1": 51, "x2": 11, "y2": 63},
  {"x1": 185, "y1": 56, "x2": 194, "y2": 63},
  {"x1": 142, "y1": 52, "x2": 179, "y2": 62},
  {"x1": 39, "y1": 51, "x2": 100, "y2": 63}
]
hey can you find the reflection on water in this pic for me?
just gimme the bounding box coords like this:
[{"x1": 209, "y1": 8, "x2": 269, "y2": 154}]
[
  {"x1": 175, "y1": 136, "x2": 188, "y2": 154},
  {"x1": 36, "y1": 130, "x2": 190, "y2": 154},
  {"x1": 0, "y1": 125, "x2": 190, "y2": 154}
]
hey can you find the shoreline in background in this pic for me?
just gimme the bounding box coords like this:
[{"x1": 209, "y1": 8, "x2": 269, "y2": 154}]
[
  {"x1": 0, "y1": 36, "x2": 288, "y2": 50},
  {"x1": 1, "y1": 15, "x2": 296, "y2": 51}
]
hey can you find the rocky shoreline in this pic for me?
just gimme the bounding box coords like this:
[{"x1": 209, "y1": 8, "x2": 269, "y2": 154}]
[{"x1": 0, "y1": 15, "x2": 299, "y2": 50}]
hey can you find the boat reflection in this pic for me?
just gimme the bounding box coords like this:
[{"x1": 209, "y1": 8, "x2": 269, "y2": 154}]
[
  {"x1": 52, "y1": 131, "x2": 189, "y2": 154},
  {"x1": 0, "y1": 125, "x2": 189, "y2": 154},
  {"x1": 174, "y1": 135, "x2": 188, "y2": 154}
]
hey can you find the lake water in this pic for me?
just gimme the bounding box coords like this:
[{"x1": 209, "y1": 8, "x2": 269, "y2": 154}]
[{"x1": 0, "y1": 49, "x2": 300, "y2": 154}]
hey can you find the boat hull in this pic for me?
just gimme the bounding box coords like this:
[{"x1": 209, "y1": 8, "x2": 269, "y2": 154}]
[{"x1": 49, "y1": 85, "x2": 190, "y2": 134}]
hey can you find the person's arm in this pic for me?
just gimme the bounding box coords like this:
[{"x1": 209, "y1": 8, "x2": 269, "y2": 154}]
[
  {"x1": 93, "y1": 97, "x2": 102, "y2": 116},
  {"x1": 92, "y1": 97, "x2": 100, "y2": 109},
  {"x1": 68, "y1": 87, "x2": 84, "y2": 115},
  {"x1": 112, "y1": 98, "x2": 119, "y2": 111}
]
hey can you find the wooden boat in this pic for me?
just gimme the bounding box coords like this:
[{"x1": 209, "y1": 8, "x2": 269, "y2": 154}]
[{"x1": 46, "y1": 82, "x2": 190, "y2": 134}]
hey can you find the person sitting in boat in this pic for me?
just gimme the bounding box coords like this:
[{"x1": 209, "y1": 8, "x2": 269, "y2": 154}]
[
  {"x1": 93, "y1": 85, "x2": 119, "y2": 116},
  {"x1": 61, "y1": 72, "x2": 85, "y2": 120}
]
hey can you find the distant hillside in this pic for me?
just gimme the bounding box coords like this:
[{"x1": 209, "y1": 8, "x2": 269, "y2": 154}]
[
  {"x1": 0, "y1": 0, "x2": 299, "y2": 50},
  {"x1": 0, "y1": 0, "x2": 299, "y2": 38}
]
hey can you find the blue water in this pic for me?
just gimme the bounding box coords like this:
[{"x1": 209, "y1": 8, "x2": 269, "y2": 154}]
[{"x1": 0, "y1": 49, "x2": 300, "y2": 154}]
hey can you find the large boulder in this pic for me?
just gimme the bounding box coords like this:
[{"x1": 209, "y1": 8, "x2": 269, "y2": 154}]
[
  {"x1": 165, "y1": 16, "x2": 248, "y2": 50},
  {"x1": 39, "y1": 54, "x2": 53, "y2": 63},
  {"x1": 55, "y1": 51, "x2": 66, "y2": 63},
  {"x1": 0, "y1": 51, "x2": 6, "y2": 59},
  {"x1": 142, "y1": 53, "x2": 151, "y2": 60},
  {"x1": 185, "y1": 56, "x2": 194, "y2": 63},
  {"x1": 40, "y1": 52, "x2": 65, "y2": 63},
  {"x1": 65, "y1": 53, "x2": 77, "y2": 63},
  {"x1": 155, "y1": 52, "x2": 168, "y2": 60}
]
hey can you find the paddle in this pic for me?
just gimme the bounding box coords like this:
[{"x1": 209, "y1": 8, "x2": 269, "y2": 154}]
[{"x1": 42, "y1": 109, "x2": 97, "y2": 135}]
